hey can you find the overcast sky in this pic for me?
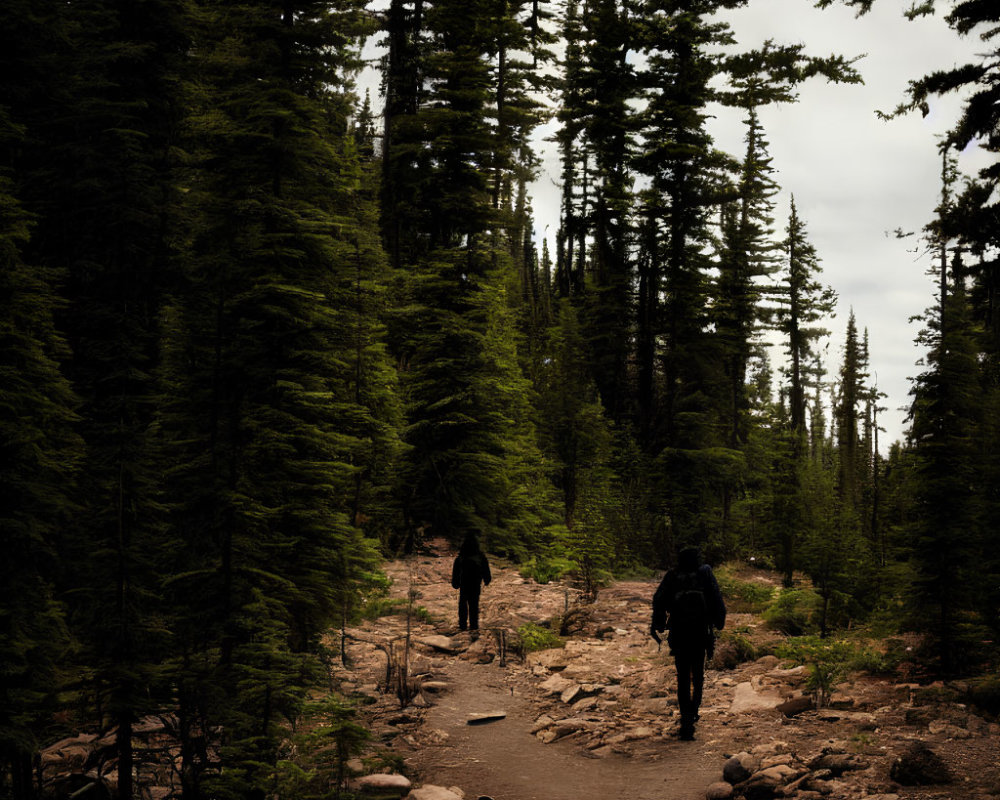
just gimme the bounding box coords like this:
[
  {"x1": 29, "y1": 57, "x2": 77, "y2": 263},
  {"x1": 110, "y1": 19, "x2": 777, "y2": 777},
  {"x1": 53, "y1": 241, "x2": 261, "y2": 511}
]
[{"x1": 527, "y1": 0, "x2": 989, "y2": 450}]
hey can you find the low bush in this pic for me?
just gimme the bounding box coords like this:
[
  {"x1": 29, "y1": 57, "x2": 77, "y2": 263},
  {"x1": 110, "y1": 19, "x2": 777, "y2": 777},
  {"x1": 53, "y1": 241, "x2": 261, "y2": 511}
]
[
  {"x1": 519, "y1": 555, "x2": 578, "y2": 585},
  {"x1": 763, "y1": 588, "x2": 823, "y2": 636},
  {"x1": 715, "y1": 564, "x2": 776, "y2": 614},
  {"x1": 359, "y1": 596, "x2": 436, "y2": 625},
  {"x1": 776, "y1": 636, "x2": 854, "y2": 706},
  {"x1": 517, "y1": 621, "x2": 565, "y2": 652}
]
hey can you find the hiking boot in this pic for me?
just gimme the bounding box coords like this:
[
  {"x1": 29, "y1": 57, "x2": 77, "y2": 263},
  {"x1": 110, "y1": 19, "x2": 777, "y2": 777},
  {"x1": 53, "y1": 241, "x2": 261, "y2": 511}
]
[{"x1": 679, "y1": 724, "x2": 695, "y2": 741}]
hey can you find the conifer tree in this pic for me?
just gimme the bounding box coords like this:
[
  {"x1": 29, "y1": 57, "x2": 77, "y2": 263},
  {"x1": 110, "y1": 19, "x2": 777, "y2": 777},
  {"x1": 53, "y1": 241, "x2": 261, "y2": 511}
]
[
  {"x1": 577, "y1": 0, "x2": 638, "y2": 423},
  {"x1": 772, "y1": 199, "x2": 837, "y2": 444},
  {"x1": 633, "y1": 0, "x2": 739, "y2": 547},
  {"x1": 5, "y1": 2, "x2": 190, "y2": 794},
  {"x1": 159, "y1": 2, "x2": 386, "y2": 792},
  {"x1": 0, "y1": 95, "x2": 83, "y2": 796},
  {"x1": 386, "y1": 0, "x2": 555, "y2": 550}
]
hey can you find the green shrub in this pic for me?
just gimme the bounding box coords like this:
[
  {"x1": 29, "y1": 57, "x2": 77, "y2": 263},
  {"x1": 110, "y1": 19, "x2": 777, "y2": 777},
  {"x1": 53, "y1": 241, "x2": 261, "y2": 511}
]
[
  {"x1": 359, "y1": 596, "x2": 436, "y2": 624},
  {"x1": 763, "y1": 588, "x2": 822, "y2": 635},
  {"x1": 715, "y1": 565, "x2": 776, "y2": 613},
  {"x1": 519, "y1": 555, "x2": 578, "y2": 585},
  {"x1": 848, "y1": 645, "x2": 893, "y2": 675},
  {"x1": 517, "y1": 621, "x2": 565, "y2": 652},
  {"x1": 776, "y1": 636, "x2": 855, "y2": 706}
]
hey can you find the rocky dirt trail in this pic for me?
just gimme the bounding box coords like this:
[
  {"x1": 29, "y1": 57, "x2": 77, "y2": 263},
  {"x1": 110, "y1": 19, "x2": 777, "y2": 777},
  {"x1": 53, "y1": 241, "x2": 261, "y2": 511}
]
[{"x1": 337, "y1": 539, "x2": 1000, "y2": 800}]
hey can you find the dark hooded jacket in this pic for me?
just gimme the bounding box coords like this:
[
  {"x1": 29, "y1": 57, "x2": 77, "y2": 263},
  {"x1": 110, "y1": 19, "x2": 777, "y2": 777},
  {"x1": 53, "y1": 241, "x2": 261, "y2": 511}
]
[
  {"x1": 451, "y1": 535, "x2": 492, "y2": 594},
  {"x1": 651, "y1": 547, "x2": 726, "y2": 649}
]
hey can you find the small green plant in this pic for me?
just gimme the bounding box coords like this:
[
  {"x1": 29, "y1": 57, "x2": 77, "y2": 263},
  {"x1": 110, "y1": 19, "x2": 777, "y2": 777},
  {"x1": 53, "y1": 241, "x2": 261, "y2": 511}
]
[
  {"x1": 519, "y1": 555, "x2": 578, "y2": 585},
  {"x1": 273, "y1": 697, "x2": 370, "y2": 800},
  {"x1": 715, "y1": 566, "x2": 776, "y2": 614},
  {"x1": 763, "y1": 588, "x2": 822, "y2": 635},
  {"x1": 776, "y1": 636, "x2": 854, "y2": 707},
  {"x1": 848, "y1": 645, "x2": 892, "y2": 675},
  {"x1": 517, "y1": 621, "x2": 565, "y2": 652},
  {"x1": 359, "y1": 596, "x2": 436, "y2": 625}
]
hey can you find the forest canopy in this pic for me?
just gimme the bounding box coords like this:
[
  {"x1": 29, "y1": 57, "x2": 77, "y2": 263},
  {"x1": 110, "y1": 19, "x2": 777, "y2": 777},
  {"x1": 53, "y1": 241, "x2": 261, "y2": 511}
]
[{"x1": 1, "y1": 0, "x2": 998, "y2": 798}]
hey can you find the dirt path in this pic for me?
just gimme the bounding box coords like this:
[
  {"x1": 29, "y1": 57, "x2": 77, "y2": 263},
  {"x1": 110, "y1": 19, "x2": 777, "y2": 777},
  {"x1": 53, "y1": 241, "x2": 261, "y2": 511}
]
[{"x1": 405, "y1": 659, "x2": 719, "y2": 800}]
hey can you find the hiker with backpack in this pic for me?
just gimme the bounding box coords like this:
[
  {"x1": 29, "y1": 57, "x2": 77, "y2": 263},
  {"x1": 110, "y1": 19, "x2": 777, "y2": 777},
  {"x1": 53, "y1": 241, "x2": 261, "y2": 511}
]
[
  {"x1": 650, "y1": 545, "x2": 726, "y2": 740},
  {"x1": 451, "y1": 531, "x2": 492, "y2": 636}
]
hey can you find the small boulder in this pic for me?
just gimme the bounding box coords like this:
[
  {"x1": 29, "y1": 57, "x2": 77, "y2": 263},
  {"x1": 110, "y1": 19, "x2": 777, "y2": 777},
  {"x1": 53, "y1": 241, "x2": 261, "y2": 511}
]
[
  {"x1": 356, "y1": 774, "x2": 412, "y2": 795},
  {"x1": 889, "y1": 741, "x2": 952, "y2": 786},
  {"x1": 928, "y1": 719, "x2": 972, "y2": 739},
  {"x1": 722, "y1": 752, "x2": 759, "y2": 784},
  {"x1": 415, "y1": 636, "x2": 464, "y2": 655},
  {"x1": 466, "y1": 711, "x2": 506, "y2": 725},
  {"x1": 730, "y1": 682, "x2": 784, "y2": 714},
  {"x1": 705, "y1": 781, "x2": 734, "y2": 800},
  {"x1": 538, "y1": 675, "x2": 574, "y2": 696},
  {"x1": 776, "y1": 695, "x2": 814, "y2": 717},
  {"x1": 530, "y1": 714, "x2": 555, "y2": 734},
  {"x1": 406, "y1": 786, "x2": 463, "y2": 800},
  {"x1": 560, "y1": 684, "x2": 582, "y2": 704}
]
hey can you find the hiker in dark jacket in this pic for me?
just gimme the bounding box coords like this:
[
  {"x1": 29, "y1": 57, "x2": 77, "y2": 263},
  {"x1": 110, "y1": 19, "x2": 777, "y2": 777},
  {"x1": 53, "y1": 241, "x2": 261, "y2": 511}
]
[
  {"x1": 451, "y1": 532, "x2": 492, "y2": 634},
  {"x1": 651, "y1": 545, "x2": 726, "y2": 740}
]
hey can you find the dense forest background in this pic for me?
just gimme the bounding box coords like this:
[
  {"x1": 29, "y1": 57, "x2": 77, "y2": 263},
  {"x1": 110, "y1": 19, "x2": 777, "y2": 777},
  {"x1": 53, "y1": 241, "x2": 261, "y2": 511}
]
[{"x1": 1, "y1": 0, "x2": 998, "y2": 798}]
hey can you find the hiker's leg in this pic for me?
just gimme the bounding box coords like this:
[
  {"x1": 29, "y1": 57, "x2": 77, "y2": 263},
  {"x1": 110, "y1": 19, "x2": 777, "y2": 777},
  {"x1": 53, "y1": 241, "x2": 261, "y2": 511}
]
[
  {"x1": 458, "y1": 591, "x2": 469, "y2": 630},
  {"x1": 691, "y1": 646, "x2": 706, "y2": 719},
  {"x1": 674, "y1": 650, "x2": 693, "y2": 719},
  {"x1": 468, "y1": 589, "x2": 481, "y2": 630}
]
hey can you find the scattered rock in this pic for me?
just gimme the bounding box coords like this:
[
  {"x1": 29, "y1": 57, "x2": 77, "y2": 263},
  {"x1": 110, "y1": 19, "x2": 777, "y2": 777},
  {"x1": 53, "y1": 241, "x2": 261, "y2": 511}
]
[
  {"x1": 730, "y1": 682, "x2": 784, "y2": 714},
  {"x1": 889, "y1": 740, "x2": 953, "y2": 785},
  {"x1": 466, "y1": 711, "x2": 506, "y2": 725},
  {"x1": 548, "y1": 717, "x2": 595, "y2": 739},
  {"x1": 530, "y1": 714, "x2": 555, "y2": 734},
  {"x1": 637, "y1": 697, "x2": 671, "y2": 714},
  {"x1": 415, "y1": 636, "x2": 465, "y2": 655},
  {"x1": 608, "y1": 726, "x2": 656, "y2": 743},
  {"x1": 560, "y1": 684, "x2": 583, "y2": 704},
  {"x1": 776, "y1": 695, "x2": 814, "y2": 717},
  {"x1": 759, "y1": 753, "x2": 795, "y2": 769},
  {"x1": 406, "y1": 786, "x2": 463, "y2": 800},
  {"x1": 928, "y1": 719, "x2": 973, "y2": 739},
  {"x1": 538, "y1": 675, "x2": 574, "y2": 696},
  {"x1": 808, "y1": 753, "x2": 869, "y2": 776},
  {"x1": 828, "y1": 691, "x2": 856, "y2": 707},
  {"x1": 356, "y1": 773, "x2": 412, "y2": 795},
  {"x1": 705, "y1": 781, "x2": 734, "y2": 799},
  {"x1": 571, "y1": 696, "x2": 599, "y2": 712},
  {"x1": 723, "y1": 752, "x2": 760, "y2": 784}
]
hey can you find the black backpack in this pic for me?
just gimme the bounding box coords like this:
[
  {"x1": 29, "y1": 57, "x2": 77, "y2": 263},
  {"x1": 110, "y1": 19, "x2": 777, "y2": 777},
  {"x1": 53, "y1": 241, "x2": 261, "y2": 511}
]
[{"x1": 671, "y1": 570, "x2": 708, "y2": 638}]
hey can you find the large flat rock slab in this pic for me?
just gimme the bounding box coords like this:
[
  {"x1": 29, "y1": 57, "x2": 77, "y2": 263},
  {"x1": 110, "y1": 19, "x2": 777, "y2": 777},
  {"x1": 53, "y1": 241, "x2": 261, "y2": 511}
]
[{"x1": 730, "y1": 681, "x2": 785, "y2": 713}]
